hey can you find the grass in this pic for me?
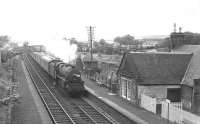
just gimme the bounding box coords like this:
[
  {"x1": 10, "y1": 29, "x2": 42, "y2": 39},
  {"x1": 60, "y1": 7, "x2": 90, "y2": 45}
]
[{"x1": 0, "y1": 63, "x2": 12, "y2": 124}]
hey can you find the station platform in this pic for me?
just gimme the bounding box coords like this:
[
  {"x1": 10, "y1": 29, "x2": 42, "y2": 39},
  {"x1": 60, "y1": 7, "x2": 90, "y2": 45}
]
[{"x1": 82, "y1": 76, "x2": 173, "y2": 124}]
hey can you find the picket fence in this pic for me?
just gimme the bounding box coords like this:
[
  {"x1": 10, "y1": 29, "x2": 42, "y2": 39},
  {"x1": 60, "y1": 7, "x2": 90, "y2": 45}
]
[
  {"x1": 140, "y1": 94, "x2": 200, "y2": 124},
  {"x1": 140, "y1": 94, "x2": 157, "y2": 114},
  {"x1": 162, "y1": 100, "x2": 200, "y2": 124}
]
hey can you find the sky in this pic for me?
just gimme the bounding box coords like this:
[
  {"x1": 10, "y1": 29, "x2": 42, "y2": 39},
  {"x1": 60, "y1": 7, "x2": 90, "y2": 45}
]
[{"x1": 0, "y1": 0, "x2": 200, "y2": 45}]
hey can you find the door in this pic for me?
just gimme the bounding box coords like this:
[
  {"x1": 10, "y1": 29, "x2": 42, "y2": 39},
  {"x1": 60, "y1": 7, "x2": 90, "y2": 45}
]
[
  {"x1": 193, "y1": 79, "x2": 200, "y2": 113},
  {"x1": 167, "y1": 88, "x2": 181, "y2": 102}
]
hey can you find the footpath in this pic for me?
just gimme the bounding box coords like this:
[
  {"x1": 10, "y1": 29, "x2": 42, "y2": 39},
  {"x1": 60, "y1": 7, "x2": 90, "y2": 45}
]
[{"x1": 82, "y1": 76, "x2": 173, "y2": 124}]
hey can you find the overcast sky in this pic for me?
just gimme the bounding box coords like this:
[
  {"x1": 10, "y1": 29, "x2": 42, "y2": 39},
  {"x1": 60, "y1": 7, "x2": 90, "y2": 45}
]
[{"x1": 0, "y1": 0, "x2": 200, "y2": 44}]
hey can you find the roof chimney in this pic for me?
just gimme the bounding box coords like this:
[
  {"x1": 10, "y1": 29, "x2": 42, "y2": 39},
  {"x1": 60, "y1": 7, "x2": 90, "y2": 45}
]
[
  {"x1": 174, "y1": 23, "x2": 177, "y2": 33},
  {"x1": 179, "y1": 27, "x2": 182, "y2": 33}
]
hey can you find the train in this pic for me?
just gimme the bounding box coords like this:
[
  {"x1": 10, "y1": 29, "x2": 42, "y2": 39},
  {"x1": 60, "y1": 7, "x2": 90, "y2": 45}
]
[{"x1": 28, "y1": 51, "x2": 86, "y2": 96}]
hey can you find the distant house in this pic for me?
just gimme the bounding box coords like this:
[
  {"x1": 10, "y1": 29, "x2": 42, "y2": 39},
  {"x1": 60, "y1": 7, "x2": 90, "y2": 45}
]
[
  {"x1": 142, "y1": 40, "x2": 158, "y2": 48},
  {"x1": 117, "y1": 52, "x2": 192, "y2": 105}
]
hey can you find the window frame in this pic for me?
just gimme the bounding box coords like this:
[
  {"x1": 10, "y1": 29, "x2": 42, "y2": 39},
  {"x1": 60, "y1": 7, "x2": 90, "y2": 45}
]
[{"x1": 121, "y1": 77, "x2": 132, "y2": 101}]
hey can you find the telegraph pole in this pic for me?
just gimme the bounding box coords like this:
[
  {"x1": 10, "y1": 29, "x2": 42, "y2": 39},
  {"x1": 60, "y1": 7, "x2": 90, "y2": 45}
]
[{"x1": 87, "y1": 26, "x2": 95, "y2": 62}]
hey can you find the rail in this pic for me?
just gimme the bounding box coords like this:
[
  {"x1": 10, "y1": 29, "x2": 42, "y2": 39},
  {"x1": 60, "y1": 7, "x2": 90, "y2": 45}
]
[{"x1": 24, "y1": 53, "x2": 119, "y2": 124}]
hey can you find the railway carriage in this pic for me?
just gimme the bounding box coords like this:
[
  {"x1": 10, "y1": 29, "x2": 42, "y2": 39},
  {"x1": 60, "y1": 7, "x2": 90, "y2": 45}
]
[{"x1": 28, "y1": 52, "x2": 86, "y2": 96}]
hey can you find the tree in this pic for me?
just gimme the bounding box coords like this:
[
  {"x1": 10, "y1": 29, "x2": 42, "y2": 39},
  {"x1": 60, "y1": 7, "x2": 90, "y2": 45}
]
[
  {"x1": 0, "y1": 35, "x2": 10, "y2": 48},
  {"x1": 121, "y1": 34, "x2": 135, "y2": 45},
  {"x1": 113, "y1": 34, "x2": 136, "y2": 46},
  {"x1": 98, "y1": 39, "x2": 111, "y2": 54},
  {"x1": 113, "y1": 36, "x2": 122, "y2": 46},
  {"x1": 23, "y1": 41, "x2": 29, "y2": 47},
  {"x1": 183, "y1": 32, "x2": 200, "y2": 45},
  {"x1": 93, "y1": 41, "x2": 99, "y2": 48},
  {"x1": 93, "y1": 41, "x2": 99, "y2": 53},
  {"x1": 113, "y1": 34, "x2": 139, "y2": 53},
  {"x1": 99, "y1": 39, "x2": 106, "y2": 46},
  {"x1": 69, "y1": 38, "x2": 78, "y2": 45}
]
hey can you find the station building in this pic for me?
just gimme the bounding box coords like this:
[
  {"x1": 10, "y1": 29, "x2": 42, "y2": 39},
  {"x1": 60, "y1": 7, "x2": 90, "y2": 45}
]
[
  {"x1": 117, "y1": 52, "x2": 192, "y2": 106},
  {"x1": 116, "y1": 28, "x2": 200, "y2": 114}
]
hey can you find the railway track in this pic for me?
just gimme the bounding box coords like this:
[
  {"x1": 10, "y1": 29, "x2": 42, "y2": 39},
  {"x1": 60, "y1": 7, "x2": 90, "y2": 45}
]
[
  {"x1": 24, "y1": 54, "x2": 119, "y2": 124},
  {"x1": 23, "y1": 54, "x2": 75, "y2": 124}
]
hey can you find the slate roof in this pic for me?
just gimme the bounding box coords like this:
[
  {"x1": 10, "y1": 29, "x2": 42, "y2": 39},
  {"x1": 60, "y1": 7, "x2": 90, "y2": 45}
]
[
  {"x1": 117, "y1": 52, "x2": 192, "y2": 85},
  {"x1": 173, "y1": 45, "x2": 200, "y2": 87}
]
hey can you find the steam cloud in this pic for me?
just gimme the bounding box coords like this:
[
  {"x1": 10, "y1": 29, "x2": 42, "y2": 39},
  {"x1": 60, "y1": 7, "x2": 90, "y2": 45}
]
[{"x1": 44, "y1": 39, "x2": 77, "y2": 63}]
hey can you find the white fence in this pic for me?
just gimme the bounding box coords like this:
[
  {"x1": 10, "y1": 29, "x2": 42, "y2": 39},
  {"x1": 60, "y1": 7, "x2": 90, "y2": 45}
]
[
  {"x1": 140, "y1": 94, "x2": 156, "y2": 113},
  {"x1": 140, "y1": 94, "x2": 200, "y2": 124},
  {"x1": 162, "y1": 100, "x2": 200, "y2": 124}
]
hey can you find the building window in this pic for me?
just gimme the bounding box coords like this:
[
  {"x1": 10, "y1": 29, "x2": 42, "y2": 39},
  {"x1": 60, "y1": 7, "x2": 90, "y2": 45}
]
[
  {"x1": 127, "y1": 81, "x2": 131, "y2": 100},
  {"x1": 121, "y1": 77, "x2": 131, "y2": 101}
]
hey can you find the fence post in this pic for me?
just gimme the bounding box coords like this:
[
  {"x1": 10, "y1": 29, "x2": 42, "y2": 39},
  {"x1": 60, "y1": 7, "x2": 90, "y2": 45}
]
[{"x1": 166, "y1": 99, "x2": 171, "y2": 124}]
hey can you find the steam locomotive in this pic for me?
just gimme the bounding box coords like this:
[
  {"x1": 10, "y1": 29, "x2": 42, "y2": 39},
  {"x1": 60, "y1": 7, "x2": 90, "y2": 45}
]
[{"x1": 28, "y1": 52, "x2": 86, "y2": 96}]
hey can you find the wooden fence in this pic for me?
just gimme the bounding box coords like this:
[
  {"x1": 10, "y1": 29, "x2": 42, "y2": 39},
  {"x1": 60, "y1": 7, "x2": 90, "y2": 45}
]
[
  {"x1": 140, "y1": 94, "x2": 200, "y2": 124},
  {"x1": 161, "y1": 100, "x2": 200, "y2": 124},
  {"x1": 140, "y1": 94, "x2": 156, "y2": 114}
]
